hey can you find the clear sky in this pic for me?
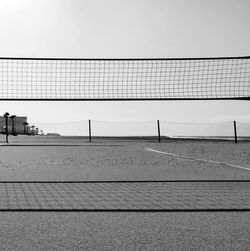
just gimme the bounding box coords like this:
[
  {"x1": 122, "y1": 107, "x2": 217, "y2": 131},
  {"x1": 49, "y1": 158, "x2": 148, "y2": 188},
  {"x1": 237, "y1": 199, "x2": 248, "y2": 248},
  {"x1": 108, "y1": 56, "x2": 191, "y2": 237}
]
[{"x1": 0, "y1": 0, "x2": 249, "y2": 135}]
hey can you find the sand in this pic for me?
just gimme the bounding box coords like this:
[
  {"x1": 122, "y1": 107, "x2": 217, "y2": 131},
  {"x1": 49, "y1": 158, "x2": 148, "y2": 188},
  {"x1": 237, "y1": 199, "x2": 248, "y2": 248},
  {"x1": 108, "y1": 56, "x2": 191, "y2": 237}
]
[
  {"x1": 0, "y1": 212, "x2": 249, "y2": 250},
  {"x1": 0, "y1": 136, "x2": 249, "y2": 250},
  {"x1": 0, "y1": 136, "x2": 249, "y2": 180}
]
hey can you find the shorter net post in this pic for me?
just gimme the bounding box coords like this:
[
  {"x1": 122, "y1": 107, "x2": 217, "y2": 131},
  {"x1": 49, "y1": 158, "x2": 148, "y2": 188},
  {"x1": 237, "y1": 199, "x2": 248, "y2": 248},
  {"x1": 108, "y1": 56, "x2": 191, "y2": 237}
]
[
  {"x1": 234, "y1": 121, "x2": 238, "y2": 143},
  {"x1": 89, "y1": 119, "x2": 92, "y2": 142},
  {"x1": 157, "y1": 120, "x2": 161, "y2": 142}
]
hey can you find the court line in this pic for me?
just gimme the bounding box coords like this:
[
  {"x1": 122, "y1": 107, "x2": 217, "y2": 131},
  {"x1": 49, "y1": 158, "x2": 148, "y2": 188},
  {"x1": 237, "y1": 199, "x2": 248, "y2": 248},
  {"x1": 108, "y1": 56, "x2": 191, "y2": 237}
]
[
  {"x1": 0, "y1": 208, "x2": 249, "y2": 212},
  {"x1": 0, "y1": 144, "x2": 125, "y2": 147},
  {"x1": 0, "y1": 180, "x2": 249, "y2": 183},
  {"x1": 146, "y1": 148, "x2": 250, "y2": 171}
]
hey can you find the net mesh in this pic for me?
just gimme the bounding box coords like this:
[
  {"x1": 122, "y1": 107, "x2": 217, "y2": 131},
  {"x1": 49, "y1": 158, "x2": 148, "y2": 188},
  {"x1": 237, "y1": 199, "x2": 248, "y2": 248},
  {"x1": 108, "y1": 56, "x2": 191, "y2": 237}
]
[
  {"x1": 30, "y1": 120, "x2": 89, "y2": 136},
  {"x1": 237, "y1": 122, "x2": 250, "y2": 138},
  {"x1": 160, "y1": 121, "x2": 234, "y2": 138},
  {"x1": 24, "y1": 120, "x2": 250, "y2": 140},
  {"x1": 91, "y1": 120, "x2": 157, "y2": 137},
  {"x1": 0, "y1": 56, "x2": 249, "y2": 100}
]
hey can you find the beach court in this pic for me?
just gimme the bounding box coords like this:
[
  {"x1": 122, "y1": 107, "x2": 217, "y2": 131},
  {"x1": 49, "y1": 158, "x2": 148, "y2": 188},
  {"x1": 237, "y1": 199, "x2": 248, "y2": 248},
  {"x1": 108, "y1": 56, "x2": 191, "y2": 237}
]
[
  {"x1": 0, "y1": 137, "x2": 249, "y2": 211},
  {"x1": 0, "y1": 138, "x2": 249, "y2": 250}
]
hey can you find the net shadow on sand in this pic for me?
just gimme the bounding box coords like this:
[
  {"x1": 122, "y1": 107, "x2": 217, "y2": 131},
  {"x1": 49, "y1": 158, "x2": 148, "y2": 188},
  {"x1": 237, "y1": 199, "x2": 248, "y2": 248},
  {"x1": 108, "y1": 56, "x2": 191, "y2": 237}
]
[{"x1": 0, "y1": 180, "x2": 248, "y2": 212}]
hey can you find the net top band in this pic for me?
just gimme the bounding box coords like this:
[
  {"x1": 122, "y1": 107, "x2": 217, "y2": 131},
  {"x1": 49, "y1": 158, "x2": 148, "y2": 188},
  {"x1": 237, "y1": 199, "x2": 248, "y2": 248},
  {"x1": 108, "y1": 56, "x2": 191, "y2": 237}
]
[{"x1": 0, "y1": 56, "x2": 249, "y2": 61}]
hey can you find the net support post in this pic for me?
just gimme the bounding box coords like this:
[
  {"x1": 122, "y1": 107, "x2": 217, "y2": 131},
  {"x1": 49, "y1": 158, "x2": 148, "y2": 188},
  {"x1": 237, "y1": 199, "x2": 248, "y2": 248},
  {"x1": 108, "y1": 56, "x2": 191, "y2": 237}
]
[
  {"x1": 233, "y1": 121, "x2": 237, "y2": 143},
  {"x1": 88, "y1": 119, "x2": 92, "y2": 142},
  {"x1": 5, "y1": 117, "x2": 8, "y2": 144},
  {"x1": 157, "y1": 120, "x2": 161, "y2": 142}
]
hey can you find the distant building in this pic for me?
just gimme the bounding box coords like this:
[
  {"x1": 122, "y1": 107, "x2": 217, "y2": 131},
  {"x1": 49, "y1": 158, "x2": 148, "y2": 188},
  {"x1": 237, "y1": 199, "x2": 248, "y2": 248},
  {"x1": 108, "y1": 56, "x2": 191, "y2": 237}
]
[{"x1": 0, "y1": 116, "x2": 28, "y2": 135}]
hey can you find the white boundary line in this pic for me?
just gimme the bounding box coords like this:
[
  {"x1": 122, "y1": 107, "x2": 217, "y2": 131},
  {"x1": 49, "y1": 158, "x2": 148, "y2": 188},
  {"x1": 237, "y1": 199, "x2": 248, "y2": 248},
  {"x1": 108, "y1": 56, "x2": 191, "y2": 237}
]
[{"x1": 146, "y1": 148, "x2": 250, "y2": 171}]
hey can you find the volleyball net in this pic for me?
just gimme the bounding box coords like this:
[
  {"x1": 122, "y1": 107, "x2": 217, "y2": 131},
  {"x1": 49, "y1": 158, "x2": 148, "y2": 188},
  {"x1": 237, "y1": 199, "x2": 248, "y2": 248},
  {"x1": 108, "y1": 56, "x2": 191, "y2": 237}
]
[{"x1": 0, "y1": 56, "x2": 249, "y2": 100}]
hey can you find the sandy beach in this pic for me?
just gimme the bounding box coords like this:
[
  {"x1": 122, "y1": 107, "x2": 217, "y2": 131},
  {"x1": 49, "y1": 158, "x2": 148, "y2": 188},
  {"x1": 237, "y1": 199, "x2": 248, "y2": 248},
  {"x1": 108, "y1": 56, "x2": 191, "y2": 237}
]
[
  {"x1": 0, "y1": 136, "x2": 249, "y2": 250},
  {"x1": 0, "y1": 136, "x2": 249, "y2": 181},
  {"x1": 0, "y1": 212, "x2": 249, "y2": 250}
]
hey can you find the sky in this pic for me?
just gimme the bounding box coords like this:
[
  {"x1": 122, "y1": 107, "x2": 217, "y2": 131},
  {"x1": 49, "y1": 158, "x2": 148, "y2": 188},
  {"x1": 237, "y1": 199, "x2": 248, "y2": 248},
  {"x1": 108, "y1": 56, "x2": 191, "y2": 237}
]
[{"x1": 0, "y1": 0, "x2": 249, "y2": 135}]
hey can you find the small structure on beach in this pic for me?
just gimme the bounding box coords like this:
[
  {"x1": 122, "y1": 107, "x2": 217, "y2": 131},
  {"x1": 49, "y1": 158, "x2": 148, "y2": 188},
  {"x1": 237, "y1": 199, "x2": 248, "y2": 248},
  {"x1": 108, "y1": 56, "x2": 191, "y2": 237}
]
[{"x1": 46, "y1": 133, "x2": 61, "y2": 136}]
